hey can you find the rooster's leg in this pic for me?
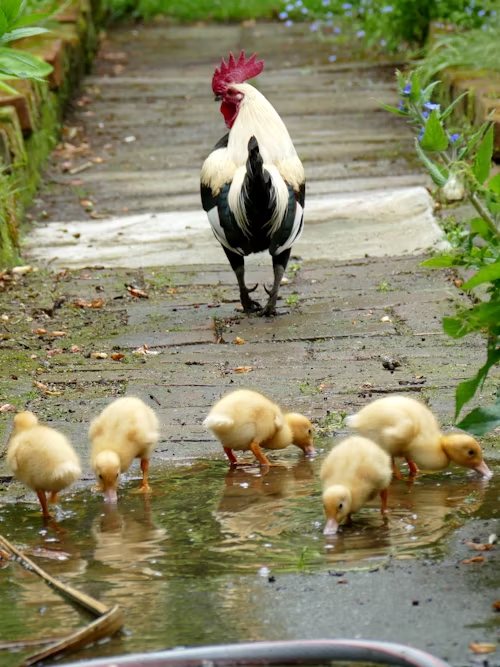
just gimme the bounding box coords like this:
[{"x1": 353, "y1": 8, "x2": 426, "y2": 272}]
[
  {"x1": 262, "y1": 249, "x2": 291, "y2": 317},
  {"x1": 223, "y1": 248, "x2": 262, "y2": 313}
]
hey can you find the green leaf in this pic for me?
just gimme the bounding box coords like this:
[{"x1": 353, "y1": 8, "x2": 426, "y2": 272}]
[
  {"x1": 421, "y1": 80, "x2": 440, "y2": 104},
  {"x1": 415, "y1": 139, "x2": 448, "y2": 186},
  {"x1": 440, "y1": 91, "x2": 469, "y2": 121},
  {"x1": 420, "y1": 255, "x2": 457, "y2": 267},
  {"x1": 11, "y1": 12, "x2": 51, "y2": 28},
  {"x1": 378, "y1": 100, "x2": 409, "y2": 117},
  {"x1": 0, "y1": 10, "x2": 8, "y2": 37},
  {"x1": 1, "y1": 26, "x2": 50, "y2": 43},
  {"x1": 455, "y1": 376, "x2": 482, "y2": 418},
  {"x1": 473, "y1": 125, "x2": 493, "y2": 184},
  {"x1": 0, "y1": 49, "x2": 52, "y2": 80},
  {"x1": 463, "y1": 260, "x2": 500, "y2": 289},
  {"x1": 421, "y1": 110, "x2": 449, "y2": 152},
  {"x1": 457, "y1": 403, "x2": 500, "y2": 435},
  {"x1": 443, "y1": 316, "x2": 468, "y2": 338},
  {"x1": 470, "y1": 217, "x2": 495, "y2": 242},
  {"x1": 0, "y1": 0, "x2": 23, "y2": 24},
  {"x1": 409, "y1": 70, "x2": 421, "y2": 105},
  {"x1": 488, "y1": 173, "x2": 500, "y2": 196}
]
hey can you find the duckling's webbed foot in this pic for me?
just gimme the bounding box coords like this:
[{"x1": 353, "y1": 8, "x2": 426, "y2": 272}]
[
  {"x1": 405, "y1": 457, "x2": 419, "y2": 477},
  {"x1": 137, "y1": 458, "x2": 152, "y2": 493},
  {"x1": 249, "y1": 441, "x2": 271, "y2": 467},
  {"x1": 37, "y1": 491, "x2": 51, "y2": 519}
]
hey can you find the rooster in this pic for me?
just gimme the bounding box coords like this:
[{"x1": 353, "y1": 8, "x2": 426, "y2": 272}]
[{"x1": 200, "y1": 51, "x2": 305, "y2": 316}]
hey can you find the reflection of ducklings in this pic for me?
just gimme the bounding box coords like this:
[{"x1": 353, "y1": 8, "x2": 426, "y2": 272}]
[
  {"x1": 320, "y1": 436, "x2": 392, "y2": 535},
  {"x1": 90, "y1": 397, "x2": 160, "y2": 503},
  {"x1": 215, "y1": 461, "x2": 315, "y2": 538},
  {"x1": 203, "y1": 389, "x2": 315, "y2": 466},
  {"x1": 92, "y1": 501, "x2": 167, "y2": 571},
  {"x1": 7, "y1": 412, "x2": 81, "y2": 519},
  {"x1": 347, "y1": 395, "x2": 492, "y2": 478}
]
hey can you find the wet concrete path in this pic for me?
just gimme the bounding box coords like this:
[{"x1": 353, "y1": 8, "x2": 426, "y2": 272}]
[{"x1": 1, "y1": 20, "x2": 499, "y2": 667}]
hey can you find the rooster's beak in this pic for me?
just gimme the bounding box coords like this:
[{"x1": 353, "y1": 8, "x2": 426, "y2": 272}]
[{"x1": 214, "y1": 94, "x2": 222, "y2": 101}]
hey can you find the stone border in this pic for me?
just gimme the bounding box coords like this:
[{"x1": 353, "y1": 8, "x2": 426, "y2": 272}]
[{"x1": 0, "y1": 0, "x2": 101, "y2": 267}]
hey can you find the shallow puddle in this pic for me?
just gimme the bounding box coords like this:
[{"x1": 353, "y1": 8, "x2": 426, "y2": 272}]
[{"x1": 0, "y1": 451, "x2": 498, "y2": 665}]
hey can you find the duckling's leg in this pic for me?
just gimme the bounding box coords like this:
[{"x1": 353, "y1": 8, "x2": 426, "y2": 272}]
[
  {"x1": 223, "y1": 447, "x2": 239, "y2": 465},
  {"x1": 49, "y1": 492, "x2": 58, "y2": 504},
  {"x1": 249, "y1": 442, "x2": 271, "y2": 467},
  {"x1": 405, "y1": 457, "x2": 419, "y2": 477},
  {"x1": 138, "y1": 458, "x2": 152, "y2": 493},
  {"x1": 36, "y1": 491, "x2": 51, "y2": 519},
  {"x1": 391, "y1": 458, "x2": 404, "y2": 480},
  {"x1": 380, "y1": 488, "x2": 389, "y2": 513}
]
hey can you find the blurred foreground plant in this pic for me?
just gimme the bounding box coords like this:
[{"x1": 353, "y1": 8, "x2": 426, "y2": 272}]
[
  {"x1": 0, "y1": 0, "x2": 53, "y2": 94},
  {"x1": 382, "y1": 70, "x2": 500, "y2": 435}
]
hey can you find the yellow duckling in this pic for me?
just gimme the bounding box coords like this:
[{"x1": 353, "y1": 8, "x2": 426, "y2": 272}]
[
  {"x1": 203, "y1": 389, "x2": 315, "y2": 466},
  {"x1": 89, "y1": 397, "x2": 160, "y2": 502},
  {"x1": 320, "y1": 435, "x2": 392, "y2": 535},
  {"x1": 347, "y1": 395, "x2": 492, "y2": 479},
  {"x1": 7, "y1": 411, "x2": 81, "y2": 519}
]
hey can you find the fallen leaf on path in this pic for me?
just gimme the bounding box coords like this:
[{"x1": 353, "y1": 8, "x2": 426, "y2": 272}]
[
  {"x1": 133, "y1": 345, "x2": 160, "y2": 356},
  {"x1": 111, "y1": 353, "x2": 124, "y2": 361},
  {"x1": 80, "y1": 199, "x2": 93, "y2": 209},
  {"x1": 126, "y1": 284, "x2": 149, "y2": 299},
  {"x1": 71, "y1": 345, "x2": 82, "y2": 353},
  {"x1": 47, "y1": 349, "x2": 64, "y2": 358},
  {"x1": 233, "y1": 366, "x2": 253, "y2": 373},
  {"x1": 49, "y1": 331, "x2": 67, "y2": 338},
  {"x1": 461, "y1": 556, "x2": 485, "y2": 564},
  {"x1": 0, "y1": 549, "x2": 11, "y2": 560},
  {"x1": 465, "y1": 541, "x2": 495, "y2": 551},
  {"x1": 235, "y1": 337, "x2": 245, "y2": 345},
  {"x1": 0, "y1": 404, "x2": 16, "y2": 412},
  {"x1": 33, "y1": 328, "x2": 47, "y2": 335},
  {"x1": 469, "y1": 643, "x2": 497, "y2": 654},
  {"x1": 74, "y1": 298, "x2": 104, "y2": 309},
  {"x1": 492, "y1": 601, "x2": 500, "y2": 612},
  {"x1": 12, "y1": 265, "x2": 33, "y2": 275},
  {"x1": 33, "y1": 381, "x2": 49, "y2": 390},
  {"x1": 44, "y1": 390, "x2": 63, "y2": 396},
  {"x1": 167, "y1": 287, "x2": 178, "y2": 294},
  {"x1": 91, "y1": 352, "x2": 108, "y2": 359}
]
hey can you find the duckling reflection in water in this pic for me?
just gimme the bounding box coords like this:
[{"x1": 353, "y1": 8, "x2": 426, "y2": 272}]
[
  {"x1": 92, "y1": 496, "x2": 167, "y2": 571},
  {"x1": 215, "y1": 460, "x2": 315, "y2": 538}
]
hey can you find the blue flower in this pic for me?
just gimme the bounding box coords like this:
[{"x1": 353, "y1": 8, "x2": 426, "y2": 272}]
[
  {"x1": 295, "y1": 0, "x2": 302, "y2": 5},
  {"x1": 450, "y1": 133, "x2": 460, "y2": 143},
  {"x1": 403, "y1": 83, "x2": 412, "y2": 95},
  {"x1": 422, "y1": 110, "x2": 429, "y2": 119},
  {"x1": 334, "y1": 25, "x2": 342, "y2": 33},
  {"x1": 424, "y1": 102, "x2": 440, "y2": 111},
  {"x1": 342, "y1": 2, "x2": 352, "y2": 7},
  {"x1": 310, "y1": 22, "x2": 319, "y2": 30},
  {"x1": 285, "y1": 19, "x2": 293, "y2": 26},
  {"x1": 326, "y1": 19, "x2": 333, "y2": 25},
  {"x1": 398, "y1": 101, "x2": 406, "y2": 111},
  {"x1": 478, "y1": 8, "x2": 486, "y2": 16},
  {"x1": 418, "y1": 128, "x2": 425, "y2": 142},
  {"x1": 356, "y1": 29, "x2": 366, "y2": 37},
  {"x1": 326, "y1": 11, "x2": 333, "y2": 17},
  {"x1": 322, "y1": 0, "x2": 331, "y2": 5},
  {"x1": 279, "y1": 11, "x2": 288, "y2": 19},
  {"x1": 381, "y1": 4, "x2": 393, "y2": 11},
  {"x1": 380, "y1": 39, "x2": 387, "y2": 46},
  {"x1": 344, "y1": 9, "x2": 352, "y2": 15},
  {"x1": 301, "y1": 6, "x2": 308, "y2": 13},
  {"x1": 286, "y1": 3, "x2": 294, "y2": 9},
  {"x1": 329, "y1": 54, "x2": 337, "y2": 62}
]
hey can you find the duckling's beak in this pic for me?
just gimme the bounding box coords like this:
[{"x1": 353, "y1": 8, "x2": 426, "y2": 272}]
[
  {"x1": 103, "y1": 488, "x2": 118, "y2": 503},
  {"x1": 474, "y1": 460, "x2": 493, "y2": 478},
  {"x1": 303, "y1": 445, "x2": 315, "y2": 455},
  {"x1": 323, "y1": 518, "x2": 338, "y2": 535}
]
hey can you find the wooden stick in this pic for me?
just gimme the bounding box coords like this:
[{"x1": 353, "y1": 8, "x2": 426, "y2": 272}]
[{"x1": 0, "y1": 535, "x2": 124, "y2": 666}]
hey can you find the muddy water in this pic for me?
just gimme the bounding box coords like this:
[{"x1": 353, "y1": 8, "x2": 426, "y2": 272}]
[{"x1": 0, "y1": 450, "x2": 497, "y2": 666}]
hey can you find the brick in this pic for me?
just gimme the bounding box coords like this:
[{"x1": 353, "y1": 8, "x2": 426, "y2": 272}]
[
  {"x1": 0, "y1": 79, "x2": 38, "y2": 133},
  {"x1": 0, "y1": 106, "x2": 26, "y2": 164},
  {"x1": 0, "y1": 129, "x2": 11, "y2": 167}
]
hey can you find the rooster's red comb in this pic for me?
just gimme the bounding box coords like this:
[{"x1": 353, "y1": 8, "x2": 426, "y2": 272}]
[{"x1": 212, "y1": 51, "x2": 264, "y2": 95}]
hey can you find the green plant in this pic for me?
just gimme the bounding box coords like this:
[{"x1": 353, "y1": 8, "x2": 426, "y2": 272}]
[
  {"x1": 0, "y1": 0, "x2": 54, "y2": 94},
  {"x1": 376, "y1": 281, "x2": 389, "y2": 293},
  {"x1": 381, "y1": 70, "x2": 500, "y2": 435},
  {"x1": 286, "y1": 293, "x2": 299, "y2": 306}
]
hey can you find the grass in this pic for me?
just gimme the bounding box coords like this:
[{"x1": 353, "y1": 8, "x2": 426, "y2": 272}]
[{"x1": 103, "y1": 0, "x2": 279, "y2": 21}]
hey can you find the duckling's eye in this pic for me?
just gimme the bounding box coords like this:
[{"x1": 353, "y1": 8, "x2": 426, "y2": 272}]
[
  {"x1": 338, "y1": 502, "x2": 343, "y2": 510},
  {"x1": 468, "y1": 449, "x2": 475, "y2": 456},
  {"x1": 307, "y1": 429, "x2": 312, "y2": 435},
  {"x1": 98, "y1": 474, "x2": 103, "y2": 480},
  {"x1": 115, "y1": 473, "x2": 119, "y2": 479}
]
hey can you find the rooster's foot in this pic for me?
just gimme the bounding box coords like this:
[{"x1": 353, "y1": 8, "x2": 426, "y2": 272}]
[
  {"x1": 241, "y1": 296, "x2": 262, "y2": 313},
  {"x1": 260, "y1": 303, "x2": 277, "y2": 317}
]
